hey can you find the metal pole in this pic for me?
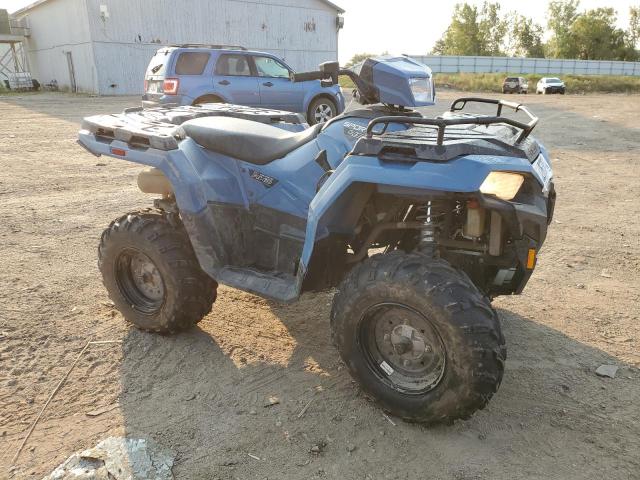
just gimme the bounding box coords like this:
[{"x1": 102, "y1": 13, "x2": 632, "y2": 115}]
[{"x1": 10, "y1": 43, "x2": 19, "y2": 72}]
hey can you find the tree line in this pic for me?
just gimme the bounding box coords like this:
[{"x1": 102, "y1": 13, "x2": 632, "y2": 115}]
[{"x1": 432, "y1": 0, "x2": 640, "y2": 61}]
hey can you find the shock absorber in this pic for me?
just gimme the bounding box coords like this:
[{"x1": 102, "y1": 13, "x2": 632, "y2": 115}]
[{"x1": 415, "y1": 200, "x2": 446, "y2": 257}]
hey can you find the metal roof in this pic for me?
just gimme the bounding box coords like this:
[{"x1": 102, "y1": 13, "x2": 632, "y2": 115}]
[
  {"x1": 12, "y1": 0, "x2": 344, "y2": 16},
  {"x1": 320, "y1": 0, "x2": 344, "y2": 13}
]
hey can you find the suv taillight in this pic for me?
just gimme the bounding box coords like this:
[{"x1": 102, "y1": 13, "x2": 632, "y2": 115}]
[
  {"x1": 163, "y1": 78, "x2": 179, "y2": 95},
  {"x1": 144, "y1": 79, "x2": 148, "y2": 91}
]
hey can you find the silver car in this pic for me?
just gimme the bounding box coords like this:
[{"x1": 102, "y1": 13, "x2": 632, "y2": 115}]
[{"x1": 536, "y1": 77, "x2": 566, "y2": 94}]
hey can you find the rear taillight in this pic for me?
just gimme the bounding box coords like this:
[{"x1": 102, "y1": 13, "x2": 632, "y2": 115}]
[
  {"x1": 144, "y1": 79, "x2": 148, "y2": 91},
  {"x1": 163, "y1": 78, "x2": 179, "y2": 95},
  {"x1": 110, "y1": 147, "x2": 127, "y2": 156}
]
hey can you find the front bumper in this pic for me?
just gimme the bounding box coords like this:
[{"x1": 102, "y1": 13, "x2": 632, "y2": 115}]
[
  {"x1": 480, "y1": 181, "x2": 556, "y2": 295},
  {"x1": 503, "y1": 86, "x2": 527, "y2": 93},
  {"x1": 545, "y1": 87, "x2": 565, "y2": 94}
]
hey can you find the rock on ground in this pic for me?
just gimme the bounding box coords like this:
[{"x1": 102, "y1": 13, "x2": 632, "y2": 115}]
[
  {"x1": 595, "y1": 365, "x2": 619, "y2": 378},
  {"x1": 43, "y1": 437, "x2": 175, "y2": 480}
]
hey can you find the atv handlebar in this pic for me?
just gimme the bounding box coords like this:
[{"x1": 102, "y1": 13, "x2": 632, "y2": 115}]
[
  {"x1": 291, "y1": 71, "x2": 328, "y2": 82},
  {"x1": 291, "y1": 67, "x2": 378, "y2": 104},
  {"x1": 366, "y1": 97, "x2": 539, "y2": 145}
]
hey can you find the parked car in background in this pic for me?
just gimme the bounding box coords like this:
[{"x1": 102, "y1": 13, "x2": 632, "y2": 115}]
[
  {"x1": 536, "y1": 77, "x2": 566, "y2": 95},
  {"x1": 142, "y1": 44, "x2": 345, "y2": 124},
  {"x1": 502, "y1": 76, "x2": 528, "y2": 94}
]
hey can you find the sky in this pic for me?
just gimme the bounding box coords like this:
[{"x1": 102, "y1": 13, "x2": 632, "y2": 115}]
[
  {"x1": 1, "y1": 0, "x2": 637, "y2": 63},
  {"x1": 335, "y1": 0, "x2": 637, "y2": 63}
]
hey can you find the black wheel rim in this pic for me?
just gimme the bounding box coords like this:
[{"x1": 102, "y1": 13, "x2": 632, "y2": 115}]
[
  {"x1": 115, "y1": 248, "x2": 165, "y2": 314},
  {"x1": 357, "y1": 302, "x2": 446, "y2": 395}
]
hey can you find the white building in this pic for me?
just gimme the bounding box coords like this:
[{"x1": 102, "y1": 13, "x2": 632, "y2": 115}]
[{"x1": 11, "y1": 0, "x2": 344, "y2": 95}]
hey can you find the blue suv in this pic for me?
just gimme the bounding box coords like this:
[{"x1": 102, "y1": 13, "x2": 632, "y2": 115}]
[{"x1": 142, "y1": 44, "x2": 345, "y2": 124}]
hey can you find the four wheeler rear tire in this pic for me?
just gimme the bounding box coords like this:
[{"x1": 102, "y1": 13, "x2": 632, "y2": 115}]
[
  {"x1": 331, "y1": 252, "x2": 506, "y2": 424},
  {"x1": 98, "y1": 209, "x2": 217, "y2": 333}
]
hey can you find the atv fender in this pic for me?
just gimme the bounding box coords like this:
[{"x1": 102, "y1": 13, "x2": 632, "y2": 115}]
[
  {"x1": 78, "y1": 131, "x2": 247, "y2": 214},
  {"x1": 298, "y1": 153, "x2": 535, "y2": 272}
]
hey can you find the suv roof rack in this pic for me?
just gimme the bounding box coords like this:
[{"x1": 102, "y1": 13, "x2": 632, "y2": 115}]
[{"x1": 169, "y1": 44, "x2": 247, "y2": 51}]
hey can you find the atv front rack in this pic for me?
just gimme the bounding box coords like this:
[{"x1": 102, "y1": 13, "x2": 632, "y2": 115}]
[{"x1": 366, "y1": 97, "x2": 539, "y2": 145}]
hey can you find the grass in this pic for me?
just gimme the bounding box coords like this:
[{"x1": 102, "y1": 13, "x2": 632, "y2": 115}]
[
  {"x1": 339, "y1": 73, "x2": 640, "y2": 94},
  {"x1": 436, "y1": 73, "x2": 640, "y2": 94},
  {"x1": 339, "y1": 77, "x2": 356, "y2": 90}
]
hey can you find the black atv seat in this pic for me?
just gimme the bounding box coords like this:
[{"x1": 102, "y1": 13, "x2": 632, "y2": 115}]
[{"x1": 181, "y1": 117, "x2": 322, "y2": 165}]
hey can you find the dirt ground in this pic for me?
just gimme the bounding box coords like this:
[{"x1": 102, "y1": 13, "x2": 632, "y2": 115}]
[{"x1": 0, "y1": 90, "x2": 639, "y2": 480}]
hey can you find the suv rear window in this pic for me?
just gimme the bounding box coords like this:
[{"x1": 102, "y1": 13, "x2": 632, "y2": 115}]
[
  {"x1": 145, "y1": 50, "x2": 171, "y2": 77},
  {"x1": 174, "y1": 52, "x2": 210, "y2": 75},
  {"x1": 215, "y1": 54, "x2": 252, "y2": 76},
  {"x1": 505, "y1": 77, "x2": 519, "y2": 82}
]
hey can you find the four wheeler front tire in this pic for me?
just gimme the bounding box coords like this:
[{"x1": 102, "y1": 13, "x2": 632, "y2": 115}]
[
  {"x1": 331, "y1": 252, "x2": 506, "y2": 424},
  {"x1": 98, "y1": 209, "x2": 217, "y2": 333}
]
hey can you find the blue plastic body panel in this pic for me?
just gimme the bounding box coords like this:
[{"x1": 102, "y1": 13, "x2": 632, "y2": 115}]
[
  {"x1": 299, "y1": 152, "x2": 538, "y2": 270},
  {"x1": 80, "y1": 55, "x2": 553, "y2": 302},
  {"x1": 373, "y1": 57, "x2": 435, "y2": 107},
  {"x1": 78, "y1": 109, "x2": 550, "y2": 303}
]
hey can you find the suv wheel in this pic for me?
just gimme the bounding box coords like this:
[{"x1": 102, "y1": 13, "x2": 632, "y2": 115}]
[
  {"x1": 193, "y1": 95, "x2": 224, "y2": 106},
  {"x1": 308, "y1": 97, "x2": 337, "y2": 125}
]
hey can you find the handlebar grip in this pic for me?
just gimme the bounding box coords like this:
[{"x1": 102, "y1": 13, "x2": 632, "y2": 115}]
[{"x1": 291, "y1": 71, "x2": 325, "y2": 83}]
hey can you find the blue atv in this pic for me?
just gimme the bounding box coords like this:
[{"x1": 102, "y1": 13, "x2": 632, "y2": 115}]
[{"x1": 78, "y1": 56, "x2": 555, "y2": 423}]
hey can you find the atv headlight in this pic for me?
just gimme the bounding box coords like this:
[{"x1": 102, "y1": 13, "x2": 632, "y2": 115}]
[
  {"x1": 480, "y1": 172, "x2": 525, "y2": 201},
  {"x1": 409, "y1": 77, "x2": 433, "y2": 103}
]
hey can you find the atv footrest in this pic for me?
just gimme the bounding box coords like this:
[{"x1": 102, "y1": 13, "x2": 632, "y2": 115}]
[{"x1": 218, "y1": 267, "x2": 298, "y2": 303}]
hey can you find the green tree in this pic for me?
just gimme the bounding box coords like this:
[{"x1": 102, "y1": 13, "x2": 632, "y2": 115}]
[
  {"x1": 345, "y1": 53, "x2": 375, "y2": 68},
  {"x1": 546, "y1": 0, "x2": 581, "y2": 58},
  {"x1": 432, "y1": 2, "x2": 507, "y2": 56},
  {"x1": 508, "y1": 14, "x2": 545, "y2": 58},
  {"x1": 629, "y1": 6, "x2": 640, "y2": 49},
  {"x1": 345, "y1": 52, "x2": 389, "y2": 68},
  {"x1": 478, "y1": 2, "x2": 508, "y2": 56},
  {"x1": 432, "y1": 3, "x2": 482, "y2": 55},
  {"x1": 570, "y1": 8, "x2": 632, "y2": 60}
]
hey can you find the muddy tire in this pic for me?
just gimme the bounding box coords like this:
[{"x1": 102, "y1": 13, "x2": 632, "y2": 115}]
[
  {"x1": 330, "y1": 252, "x2": 505, "y2": 424},
  {"x1": 98, "y1": 209, "x2": 217, "y2": 333}
]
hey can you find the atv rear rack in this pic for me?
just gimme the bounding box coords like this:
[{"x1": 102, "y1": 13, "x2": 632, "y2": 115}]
[
  {"x1": 366, "y1": 97, "x2": 539, "y2": 145},
  {"x1": 80, "y1": 103, "x2": 305, "y2": 151}
]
